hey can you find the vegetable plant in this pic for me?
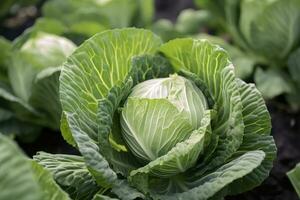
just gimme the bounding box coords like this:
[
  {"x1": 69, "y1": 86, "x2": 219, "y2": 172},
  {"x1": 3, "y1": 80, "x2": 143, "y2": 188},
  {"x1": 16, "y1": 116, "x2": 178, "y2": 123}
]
[
  {"x1": 0, "y1": 32, "x2": 76, "y2": 139},
  {"x1": 31, "y1": 28, "x2": 276, "y2": 199},
  {"x1": 195, "y1": 0, "x2": 300, "y2": 110}
]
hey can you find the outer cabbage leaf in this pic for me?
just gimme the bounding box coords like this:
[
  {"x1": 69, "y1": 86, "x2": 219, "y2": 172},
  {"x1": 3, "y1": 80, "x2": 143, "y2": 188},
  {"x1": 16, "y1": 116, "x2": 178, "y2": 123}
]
[
  {"x1": 60, "y1": 28, "x2": 162, "y2": 141},
  {"x1": 244, "y1": 0, "x2": 300, "y2": 61},
  {"x1": 29, "y1": 67, "x2": 61, "y2": 129},
  {"x1": 30, "y1": 161, "x2": 70, "y2": 200},
  {"x1": 225, "y1": 80, "x2": 275, "y2": 194},
  {"x1": 0, "y1": 134, "x2": 42, "y2": 200},
  {"x1": 196, "y1": 33, "x2": 256, "y2": 79},
  {"x1": 151, "y1": 151, "x2": 265, "y2": 200},
  {"x1": 34, "y1": 152, "x2": 99, "y2": 200},
  {"x1": 254, "y1": 68, "x2": 292, "y2": 99},
  {"x1": 63, "y1": 112, "x2": 144, "y2": 200},
  {"x1": 0, "y1": 134, "x2": 69, "y2": 200}
]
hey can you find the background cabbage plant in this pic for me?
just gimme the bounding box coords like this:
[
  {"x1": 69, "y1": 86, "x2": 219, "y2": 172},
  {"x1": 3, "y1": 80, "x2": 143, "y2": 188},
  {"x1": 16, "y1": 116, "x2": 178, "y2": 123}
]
[
  {"x1": 0, "y1": 32, "x2": 76, "y2": 139},
  {"x1": 32, "y1": 28, "x2": 276, "y2": 200},
  {"x1": 195, "y1": 0, "x2": 300, "y2": 110}
]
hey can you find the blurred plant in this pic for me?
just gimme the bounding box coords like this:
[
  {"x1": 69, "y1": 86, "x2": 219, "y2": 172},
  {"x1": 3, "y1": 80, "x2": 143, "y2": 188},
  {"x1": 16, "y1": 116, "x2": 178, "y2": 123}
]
[
  {"x1": 152, "y1": 9, "x2": 212, "y2": 42},
  {"x1": 195, "y1": 0, "x2": 300, "y2": 110},
  {"x1": 31, "y1": 0, "x2": 154, "y2": 44},
  {"x1": 0, "y1": 133, "x2": 70, "y2": 200},
  {"x1": 288, "y1": 163, "x2": 300, "y2": 198},
  {"x1": 0, "y1": 32, "x2": 76, "y2": 140},
  {"x1": 0, "y1": 0, "x2": 38, "y2": 20},
  {"x1": 151, "y1": 8, "x2": 254, "y2": 80}
]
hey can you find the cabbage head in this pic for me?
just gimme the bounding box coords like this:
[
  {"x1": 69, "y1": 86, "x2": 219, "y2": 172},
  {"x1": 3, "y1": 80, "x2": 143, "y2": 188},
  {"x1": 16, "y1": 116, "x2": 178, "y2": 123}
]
[{"x1": 34, "y1": 28, "x2": 276, "y2": 200}]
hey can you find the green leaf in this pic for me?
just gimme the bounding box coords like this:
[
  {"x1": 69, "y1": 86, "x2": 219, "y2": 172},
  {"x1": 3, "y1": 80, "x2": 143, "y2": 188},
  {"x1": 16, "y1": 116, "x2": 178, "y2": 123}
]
[
  {"x1": 93, "y1": 194, "x2": 119, "y2": 200},
  {"x1": 30, "y1": 161, "x2": 70, "y2": 200},
  {"x1": 0, "y1": 134, "x2": 42, "y2": 200},
  {"x1": 0, "y1": 134, "x2": 69, "y2": 200},
  {"x1": 60, "y1": 28, "x2": 162, "y2": 141},
  {"x1": 64, "y1": 112, "x2": 144, "y2": 200},
  {"x1": 287, "y1": 163, "x2": 300, "y2": 198},
  {"x1": 238, "y1": 79, "x2": 271, "y2": 135},
  {"x1": 244, "y1": 0, "x2": 300, "y2": 60},
  {"x1": 42, "y1": 0, "x2": 109, "y2": 28},
  {"x1": 29, "y1": 67, "x2": 61, "y2": 129},
  {"x1": 111, "y1": 180, "x2": 144, "y2": 200},
  {"x1": 227, "y1": 134, "x2": 276, "y2": 195},
  {"x1": 63, "y1": 112, "x2": 117, "y2": 188},
  {"x1": 34, "y1": 152, "x2": 99, "y2": 200},
  {"x1": 95, "y1": 0, "x2": 137, "y2": 28},
  {"x1": 196, "y1": 34, "x2": 255, "y2": 79},
  {"x1": 134, "y1": 0, "x2": 154, "y2": 27},
  {"x1": 69, "y1": 21, "x2": 108, "y2": 37},
  {"x1": 32, "y1": 18, "x2": 67, "y2": 36},
  {"x1": 151, "y1": 151, "x2": 265, "y2": 200},
  {"x1": 224, "y1": 0, "x2": 250, "y2": 50},
  {"x1": 254, "y1": 68, "x2": 292, "y2": 99},
  {"x1": 175, "y1": 9, "x2": 211, "y2": 35},
  {"x1": 160, "y1": 38, "x2": 244, "y2": 175},
  {"x1": 151, "y1": 19, "x2": 182, "y2": 42},
  {"x1": 129, "y1": 110, "x2": 211, "y2": 190},
  {"x1": 42, "y1": 0, "x2": 145, "y2": 31},
  {"x1": 60, "y1": 112, "x2": 77, "y2": 147},
  {"x1": 222, "y1": 80, "x2": 275, "y2": 195}
]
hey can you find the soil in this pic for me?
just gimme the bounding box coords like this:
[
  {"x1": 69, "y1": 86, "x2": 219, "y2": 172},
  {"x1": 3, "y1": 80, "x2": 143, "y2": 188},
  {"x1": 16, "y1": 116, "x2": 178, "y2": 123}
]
[{"x1": 2, "y1": 0, "x2": 300, "y2": 199}]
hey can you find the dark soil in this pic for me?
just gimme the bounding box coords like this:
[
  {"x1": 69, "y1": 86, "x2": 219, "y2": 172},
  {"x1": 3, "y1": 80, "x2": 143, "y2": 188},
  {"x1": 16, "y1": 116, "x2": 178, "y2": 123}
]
[{"x1": 17, "y1": 129, "x2": 78, "y2": 157}]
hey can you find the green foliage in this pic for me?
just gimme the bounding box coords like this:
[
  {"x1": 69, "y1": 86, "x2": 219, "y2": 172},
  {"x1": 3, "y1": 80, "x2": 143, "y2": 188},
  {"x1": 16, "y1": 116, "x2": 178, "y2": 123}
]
[
  {"x1": 196, "y1": 0, "x2": 300, "y2": 109},
  {"x1": 32, "y1": 28, "x2": 275, "y2": 199},
  {"x1": 0, "y1": 32, "x2": 76, "y2": 137},
  {"x1": 34, "y1": 0, "x2": 154, "y2": 44},
  {"x1": 152, "y1": 9, "x2": 212, "y2": 42},
  {"x1": 0, "y1": 0, "x2": 38, "y2": 19},
  {"x1": 288, "y1": 163, "x2": 300, "y2": 198},
  {"x1": 0, "y1": 134, "x2": 69, "y2": 200}
]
